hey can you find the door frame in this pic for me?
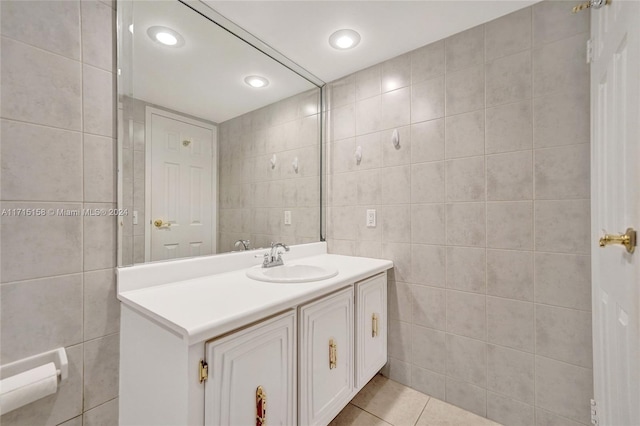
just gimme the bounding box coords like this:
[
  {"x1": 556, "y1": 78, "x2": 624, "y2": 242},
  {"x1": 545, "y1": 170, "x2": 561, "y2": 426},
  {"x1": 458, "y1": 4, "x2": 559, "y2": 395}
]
[{"x1": 144, "y1": 106, "x2": 218, "y2": 262}]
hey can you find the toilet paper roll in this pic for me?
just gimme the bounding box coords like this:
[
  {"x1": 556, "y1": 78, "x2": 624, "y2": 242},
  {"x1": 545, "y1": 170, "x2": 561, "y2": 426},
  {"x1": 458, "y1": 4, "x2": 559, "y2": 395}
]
[{"x1": 0, "y1": 362, "x2": 58, "y2": 415}]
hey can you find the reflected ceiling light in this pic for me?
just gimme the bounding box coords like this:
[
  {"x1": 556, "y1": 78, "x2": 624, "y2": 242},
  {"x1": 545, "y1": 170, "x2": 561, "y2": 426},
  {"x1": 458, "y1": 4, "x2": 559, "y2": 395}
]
[
  {"x1": 147, "y1": 26, "x2": 184, "y2": 47},
  {"x1": 329, "y1": 29, "x2": 361, "y2": 50},
  {"x1": 244, "y1": 75, "x2": 269, "y2": 88},
  {"x1": 128, "y1": 24, "x2": 134, "y2": 34}
]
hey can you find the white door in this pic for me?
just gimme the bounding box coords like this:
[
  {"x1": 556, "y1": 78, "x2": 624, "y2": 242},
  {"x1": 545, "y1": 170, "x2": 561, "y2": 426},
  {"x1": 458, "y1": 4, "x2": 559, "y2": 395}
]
[
  {"x1": 204, "y1": 311, "x2": 296, "y2": 426},
  {"x1": 591, "y1": 1, "x2": 640, "y2": 425},
  {"x1": 299, "y1": 287, "x2": 354, "y2": 426},
  {"x1": 146, "y1": 108, "x2": 216, "y2": 261}
]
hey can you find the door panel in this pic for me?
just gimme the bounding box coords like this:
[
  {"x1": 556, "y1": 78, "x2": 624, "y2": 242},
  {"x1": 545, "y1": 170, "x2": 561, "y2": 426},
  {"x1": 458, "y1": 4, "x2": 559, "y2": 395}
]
[
  {"x1": 147, "y1": 109, "x2": 216, "y2": 261},
  {"x1": 591, "y1": 1, "x2": 640, "y2": 424},
  {"x1": 356, "y1": 273, "x2": 387, "y2": 389},
  {"x1": 205, "y1": 311, "x2": 296, "y2": 426},
  {"x1": 299, "y1": 287, "x2": 354, "y2": 426}
]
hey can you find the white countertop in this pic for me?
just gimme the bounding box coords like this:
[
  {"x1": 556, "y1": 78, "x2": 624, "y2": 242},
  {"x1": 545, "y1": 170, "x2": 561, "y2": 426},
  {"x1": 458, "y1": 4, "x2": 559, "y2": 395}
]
[{"x1": 118, "y1": 253, "x2": 392, "y2": 345}]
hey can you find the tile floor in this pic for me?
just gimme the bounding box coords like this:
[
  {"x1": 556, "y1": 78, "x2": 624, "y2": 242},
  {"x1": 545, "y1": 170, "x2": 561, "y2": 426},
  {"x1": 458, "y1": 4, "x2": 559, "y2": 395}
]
[{"x1": 330, "y1": 375, "x2": 502, "y2": 426}]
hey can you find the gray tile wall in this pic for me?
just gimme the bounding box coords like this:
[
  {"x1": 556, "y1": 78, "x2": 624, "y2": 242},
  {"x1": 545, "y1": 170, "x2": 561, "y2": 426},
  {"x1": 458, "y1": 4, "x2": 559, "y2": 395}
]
[
  {"x1": 1, "y1": 1, "x2": 119, "y2": 424},
  {"x1": 217, "y1": 90, "x2": 321, "y2": 252},
  {"x1": 326, "y1": 2, "x2": 593, "y2": 424}
]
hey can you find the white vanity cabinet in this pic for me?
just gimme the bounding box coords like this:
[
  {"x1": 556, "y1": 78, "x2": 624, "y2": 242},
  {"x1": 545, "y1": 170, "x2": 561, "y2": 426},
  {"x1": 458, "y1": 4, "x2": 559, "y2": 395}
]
[
  {"x1": 204, "y1": 310, "x2": 296, "y2": 426},
  {"x1": 118, "y1": 247, "x2": 393, "y2": 426},
  {"x1": 355, "y1": 273, "x2": 387, "y2": 388},
  {"x1": 299, "y1": 287, "x2": 354, "y2": 426}
]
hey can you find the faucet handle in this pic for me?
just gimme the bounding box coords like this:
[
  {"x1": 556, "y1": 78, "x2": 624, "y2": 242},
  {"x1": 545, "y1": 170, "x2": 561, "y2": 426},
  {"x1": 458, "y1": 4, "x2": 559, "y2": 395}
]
[
  {"x1": 254, "y1": 252, "x2": 271, "y2": 267},
  {"x1": 271, "y1": 242, "x2": 290, "y2": 251},
  {"x1": 234, "y1": 239, "x2": 250, "y2": 250},
  {"x1": 270, "y1": 242, "x2": 290, "y2": 263}
]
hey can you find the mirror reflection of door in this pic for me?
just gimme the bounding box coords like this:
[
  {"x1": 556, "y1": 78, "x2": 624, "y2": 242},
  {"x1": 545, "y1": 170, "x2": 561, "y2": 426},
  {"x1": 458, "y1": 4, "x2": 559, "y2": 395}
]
[{"x1": 145, "y1": 107, "x2": 217, "y2": 261}]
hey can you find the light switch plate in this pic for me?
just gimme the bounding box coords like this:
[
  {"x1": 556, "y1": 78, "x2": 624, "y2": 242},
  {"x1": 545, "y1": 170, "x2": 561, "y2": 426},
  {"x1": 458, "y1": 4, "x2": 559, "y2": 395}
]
[
  {"x1": 366, "y1": 209, "x2": 376, "y2": 227},
  {"x1": 284, "y1": 210, "x2": 292, "y2": 225}
]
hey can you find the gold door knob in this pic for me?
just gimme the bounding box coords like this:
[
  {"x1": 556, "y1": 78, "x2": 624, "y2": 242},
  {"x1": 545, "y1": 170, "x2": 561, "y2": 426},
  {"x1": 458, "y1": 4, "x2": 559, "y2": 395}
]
[
  {"x1": 153, "y1": 219, "x2": 171, "y2": 229},
  {"x1": 572, "y1": 0, "x2": 610, "y2": 13},
  {"x1": 599, "y1": 228, "x2": 636, "y2": 253}
]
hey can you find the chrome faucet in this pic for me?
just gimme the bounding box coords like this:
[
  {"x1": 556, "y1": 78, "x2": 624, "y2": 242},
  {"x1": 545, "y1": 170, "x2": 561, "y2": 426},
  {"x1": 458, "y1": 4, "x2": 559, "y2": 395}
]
[
  {"x1": 259, "y1": 242, "x2": 290, "y2": 268},
  {"x1": 234, "y1": 239, "x2": 250, "y2": 251}
]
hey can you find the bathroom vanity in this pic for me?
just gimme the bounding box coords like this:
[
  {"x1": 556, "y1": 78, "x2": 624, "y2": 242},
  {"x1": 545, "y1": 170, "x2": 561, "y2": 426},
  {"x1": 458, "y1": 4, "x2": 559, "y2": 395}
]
[{"x1": 117, "y1": 243, "x2": 392, "y2": 426}]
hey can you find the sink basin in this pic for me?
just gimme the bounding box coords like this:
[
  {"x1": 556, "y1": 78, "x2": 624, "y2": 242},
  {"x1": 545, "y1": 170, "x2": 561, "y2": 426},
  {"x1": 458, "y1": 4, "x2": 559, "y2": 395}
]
[{"x1": 246, "y1": 264, "x2": 339, "y2": 283}]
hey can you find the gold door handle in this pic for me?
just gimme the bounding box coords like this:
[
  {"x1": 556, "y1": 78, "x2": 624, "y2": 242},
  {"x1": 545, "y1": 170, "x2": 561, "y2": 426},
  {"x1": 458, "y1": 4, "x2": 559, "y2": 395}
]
[
  {"x1": 329, "y1": 338, "x2": 337, "y2": 370},
  {"x1": 372, "y1": 313, "x2": 378, "y2": 338},
  {"x1": 256, "y1": 386, "x2": 266, "y2": 426},
  {"x1": 599, "y1": 228, "x2": 636, "y2": 253},
  {"x1": 572, "y1": 1, "x2": 592, "y2": 13},
  {"x1": 153, "y1": 219, "x2": 171, "y2": 229}
]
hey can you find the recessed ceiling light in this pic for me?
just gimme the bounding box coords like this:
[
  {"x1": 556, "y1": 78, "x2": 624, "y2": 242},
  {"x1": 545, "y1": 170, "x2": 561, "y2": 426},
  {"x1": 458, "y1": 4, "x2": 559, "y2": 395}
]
[
  {"x1": 244, "y1": 75, "x2": 269, "y2": 88},
  {"x1": 156, "y1": 32, "x2": 177, "y2": 45},
  {"x1": 329, "y1": 29, "x2": 361, "y2": 50},
  {"x1": 147, "y1": 26, "x2": 185, "y2": 47}
]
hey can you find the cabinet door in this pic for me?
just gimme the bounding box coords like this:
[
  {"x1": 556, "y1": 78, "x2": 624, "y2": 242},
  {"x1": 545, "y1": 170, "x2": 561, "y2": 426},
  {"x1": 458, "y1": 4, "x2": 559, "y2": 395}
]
[
  {"x1": 299, "y1": 287, "x2": 354, "y2": 426},
  {"x1": 204, "y1": 310, "x2": 296, "y2": 426},
  {"x1": 356, "y1": 272, "x2": 387, "y2": 389}
]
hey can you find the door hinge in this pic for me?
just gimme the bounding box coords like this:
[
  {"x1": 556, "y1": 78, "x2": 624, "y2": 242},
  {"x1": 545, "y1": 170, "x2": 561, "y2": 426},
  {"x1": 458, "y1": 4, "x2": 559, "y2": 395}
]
[
  {"x1": 587, "y1": 39, "x2": 594, "y2": 63},
  {"x1": 591, "y1": 398, "x2": 598, "y2": 425},
  {"x1": 199, "y1": 359, "x2": 208, "y2": 383}
]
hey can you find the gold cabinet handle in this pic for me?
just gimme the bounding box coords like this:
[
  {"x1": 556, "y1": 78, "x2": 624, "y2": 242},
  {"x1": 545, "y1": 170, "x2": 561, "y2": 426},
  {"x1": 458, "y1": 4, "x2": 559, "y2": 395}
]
[
  {"x1": 153, "y1": 219, "x2": 171, "y2": 229},
  {"x1": 599, "y1": 228, "x2": 636, "y2": 254},
  {"x1": 256, "y1": 386, "x2": 266, "y2": 426},
  {"x1": 329, "y1": 338, "x2": 337, "y2": 370},
  {"x1": 372, "y1": 313, "x2": 378, "y2": 338}
]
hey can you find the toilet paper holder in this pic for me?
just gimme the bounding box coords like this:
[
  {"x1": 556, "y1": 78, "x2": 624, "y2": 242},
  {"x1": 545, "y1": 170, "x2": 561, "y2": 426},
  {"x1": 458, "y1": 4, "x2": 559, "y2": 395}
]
[
  {"x1": 0, "y1": 347, "x2": 68, "y2": 383},
  {"x1": 0, "y1": 347, "x2": 68, "y2": 414}
]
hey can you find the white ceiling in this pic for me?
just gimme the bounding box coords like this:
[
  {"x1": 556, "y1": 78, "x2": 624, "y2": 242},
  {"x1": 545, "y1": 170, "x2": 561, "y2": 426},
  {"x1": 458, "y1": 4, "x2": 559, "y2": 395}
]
[{"x1": 206, "y1": 1, "x2": 539, "y2": 83}]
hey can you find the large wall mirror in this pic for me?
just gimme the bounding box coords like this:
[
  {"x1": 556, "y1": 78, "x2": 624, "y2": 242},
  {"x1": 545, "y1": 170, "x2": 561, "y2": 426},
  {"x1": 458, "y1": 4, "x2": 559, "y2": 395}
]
[{"x1": 117, "y1": 0, "x2": 325, "y2": 266}]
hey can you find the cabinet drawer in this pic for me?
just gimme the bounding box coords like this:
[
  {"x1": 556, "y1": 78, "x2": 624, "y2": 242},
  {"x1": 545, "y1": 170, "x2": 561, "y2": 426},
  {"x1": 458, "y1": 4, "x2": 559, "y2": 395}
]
[
  {"x1": 204, "y1": 310, "x2": 296, "y2": 426},
  {"x1": 299, "y1": 287, "x2": 354, "y2": 426},
  {"x1": 356, "y1": 272, "x2": 387, "y2": 389}
]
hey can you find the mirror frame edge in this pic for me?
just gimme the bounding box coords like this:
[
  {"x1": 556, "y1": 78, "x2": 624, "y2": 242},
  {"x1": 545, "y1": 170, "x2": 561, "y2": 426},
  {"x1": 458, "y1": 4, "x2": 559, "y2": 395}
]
[{"x1": 179, "y1": 0, "x2": 325, "y2": 88}]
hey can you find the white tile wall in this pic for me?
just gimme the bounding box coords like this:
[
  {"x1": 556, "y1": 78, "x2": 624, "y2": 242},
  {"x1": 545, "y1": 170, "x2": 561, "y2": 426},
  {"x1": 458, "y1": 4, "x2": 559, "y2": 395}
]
[
  {"x1": 326, "y1": 2, "x2": 592, "y2": 424},
  {"x1": 0, "y1": 0, "x2": 119, "y2": 424}
]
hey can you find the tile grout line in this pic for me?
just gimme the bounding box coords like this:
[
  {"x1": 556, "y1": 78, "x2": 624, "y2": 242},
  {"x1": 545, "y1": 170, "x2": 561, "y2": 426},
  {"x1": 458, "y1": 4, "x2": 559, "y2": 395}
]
[
  {"x1": 442, "y1": 33, "x2": 449, "y2": 406},
  {"x1": 407, "y1": 47, "x2": 415, "y2": 387},
  {"x1": 483, "y1": 20, "x2": 490, "y2": 420},
  {"x1": 79, "y1": 0, "x2": 88, "y2": 418},
  {"x1": 356, "y1": 404, "x2": 395, "y2": 426},
  {"x1": 413, "y1": 397, "x2": 431, "y2": 426},
  {"x1": 530, "y1": 5, "x2": 538, "y2": 423}
]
